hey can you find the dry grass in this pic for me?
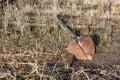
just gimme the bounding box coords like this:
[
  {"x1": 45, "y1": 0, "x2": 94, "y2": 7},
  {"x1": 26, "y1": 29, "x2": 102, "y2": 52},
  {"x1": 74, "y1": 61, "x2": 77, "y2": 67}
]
[{"x1": 0, "y1": 0, "x2": 120, "y2": 80}]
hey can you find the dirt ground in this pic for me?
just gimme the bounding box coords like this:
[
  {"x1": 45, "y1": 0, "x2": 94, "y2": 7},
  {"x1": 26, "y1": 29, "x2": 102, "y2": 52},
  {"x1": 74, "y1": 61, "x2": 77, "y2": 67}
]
[{"x1": 0, "y1": 0, "x2": 120, "y2": 80}]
